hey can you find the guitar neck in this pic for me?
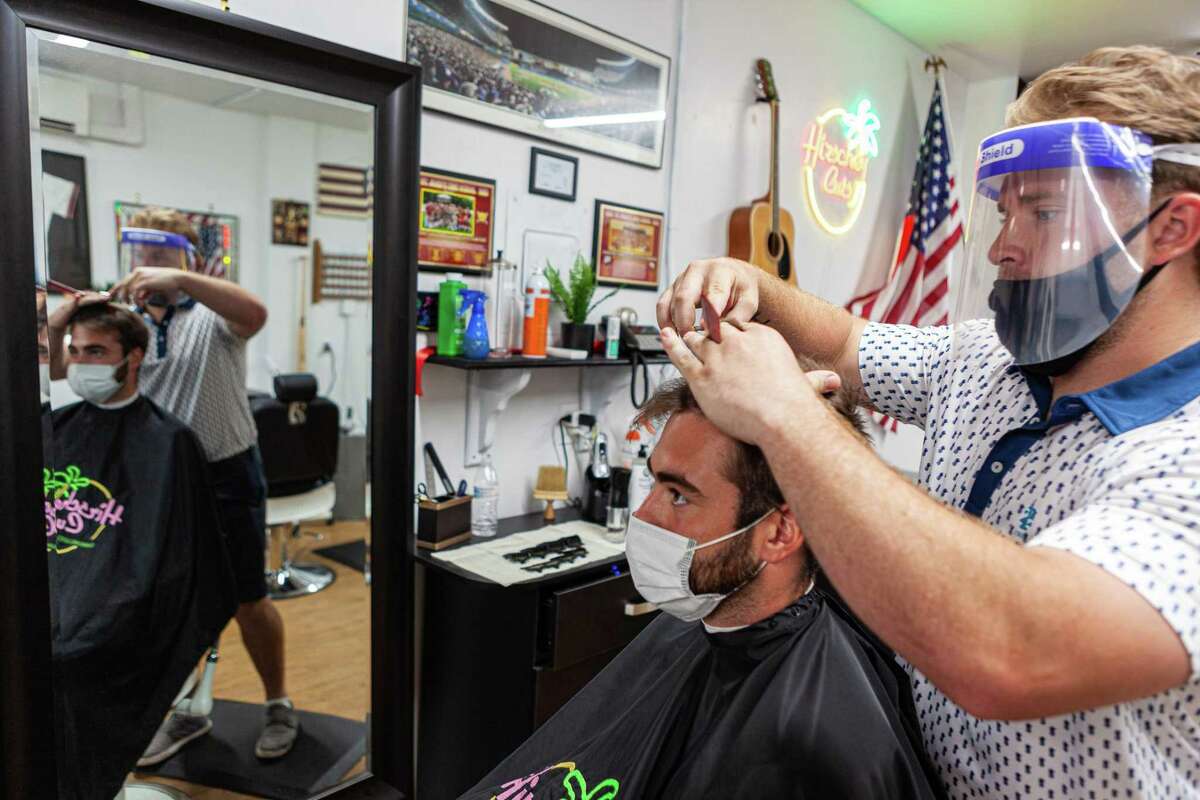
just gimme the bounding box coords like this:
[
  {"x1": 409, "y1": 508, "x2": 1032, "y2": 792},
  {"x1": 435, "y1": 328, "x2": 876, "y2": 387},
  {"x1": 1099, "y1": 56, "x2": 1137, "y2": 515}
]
[{"x1": 769, "y1": 99, "x2": 780, "y2": 235}]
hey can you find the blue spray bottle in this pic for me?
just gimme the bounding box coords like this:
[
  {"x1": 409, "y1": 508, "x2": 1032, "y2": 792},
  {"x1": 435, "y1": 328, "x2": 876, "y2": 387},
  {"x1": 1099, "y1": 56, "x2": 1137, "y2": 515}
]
[{"x1": 459, "y1": 289, "x2": 490, "y2": 360}]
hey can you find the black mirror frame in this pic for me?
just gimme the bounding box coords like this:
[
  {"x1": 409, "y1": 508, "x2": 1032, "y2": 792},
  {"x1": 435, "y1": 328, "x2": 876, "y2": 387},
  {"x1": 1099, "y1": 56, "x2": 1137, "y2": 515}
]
[{"x1": 0, "y1": 1, "x2": 420, "y2": 797}]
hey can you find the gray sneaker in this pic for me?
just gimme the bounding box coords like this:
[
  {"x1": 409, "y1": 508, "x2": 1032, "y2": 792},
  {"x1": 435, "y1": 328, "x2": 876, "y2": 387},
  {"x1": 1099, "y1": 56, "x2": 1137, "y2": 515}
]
[
  {"x1": 254, "y1": 702, "x2": 300, "y2": 759},
  {"x1": 136, "y1": 711, "x2": 213, "y2": 767}
]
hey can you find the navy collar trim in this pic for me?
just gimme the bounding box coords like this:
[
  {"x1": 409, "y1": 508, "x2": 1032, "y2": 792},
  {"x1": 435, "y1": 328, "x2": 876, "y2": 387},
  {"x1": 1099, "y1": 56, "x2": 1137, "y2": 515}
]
[
  {"x1": 135, "y1": 297, "x2": 196, "y2": 318},
  {"x1": 1012, "y1": 337, "x2": 1200, "y2": 435}
]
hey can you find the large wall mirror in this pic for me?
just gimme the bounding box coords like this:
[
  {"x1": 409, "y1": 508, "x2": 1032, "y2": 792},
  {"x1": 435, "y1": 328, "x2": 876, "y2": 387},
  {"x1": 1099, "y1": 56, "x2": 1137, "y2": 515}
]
[{"x1": 1, "y1": 2, "x2": 418, "y2": 798}]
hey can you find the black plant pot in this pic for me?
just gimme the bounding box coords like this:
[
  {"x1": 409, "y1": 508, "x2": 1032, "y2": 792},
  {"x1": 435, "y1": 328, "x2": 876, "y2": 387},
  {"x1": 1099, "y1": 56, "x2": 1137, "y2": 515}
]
[{"x1": 560, "y1": 322, "x2": 596, "y2": 352}]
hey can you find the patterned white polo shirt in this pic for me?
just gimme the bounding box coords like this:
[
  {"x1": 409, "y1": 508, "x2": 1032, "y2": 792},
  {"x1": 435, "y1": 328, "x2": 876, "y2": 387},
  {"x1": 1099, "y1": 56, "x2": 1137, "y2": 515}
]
[
  {"x1": 858, "y1": 319, "x2": 1200, "y2": 800},
  {"x1": 138, "y1": 301, "x2": 257, "y2": 462}
]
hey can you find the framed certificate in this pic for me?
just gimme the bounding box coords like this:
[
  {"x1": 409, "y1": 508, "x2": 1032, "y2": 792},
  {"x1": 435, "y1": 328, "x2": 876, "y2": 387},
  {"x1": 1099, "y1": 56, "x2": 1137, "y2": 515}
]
[
  {"x1": 592, "y1": 200, "x2": 664, "y2": 290},
  {"x1": 418, "y1": 167, "x2": 495, "y2": 273},
  {"x1": 529, "y1": 147, "x2": 578, "y2": 202}
]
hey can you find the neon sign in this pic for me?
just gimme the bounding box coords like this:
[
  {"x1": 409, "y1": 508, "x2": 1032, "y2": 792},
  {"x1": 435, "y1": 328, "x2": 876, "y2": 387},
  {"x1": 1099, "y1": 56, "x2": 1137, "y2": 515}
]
[{"x1": 802, "y1": 99, "x2": 882, "y2": 235}]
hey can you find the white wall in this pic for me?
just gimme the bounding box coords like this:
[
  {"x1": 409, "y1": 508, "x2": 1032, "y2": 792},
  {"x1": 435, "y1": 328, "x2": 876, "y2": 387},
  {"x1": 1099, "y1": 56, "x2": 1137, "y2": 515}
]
[{"x1": 414, "y1": 1, "x2": 683, "y2": 515}]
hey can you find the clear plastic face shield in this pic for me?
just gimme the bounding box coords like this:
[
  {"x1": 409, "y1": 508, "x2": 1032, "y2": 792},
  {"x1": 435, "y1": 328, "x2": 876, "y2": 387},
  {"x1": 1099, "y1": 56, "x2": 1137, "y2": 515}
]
[
  {"x1": 952, "y1": 118, "x2": 1163, "y2": 374},
  {"x1": 119, "y1": 227, "x2": 194, "y2": 307}
]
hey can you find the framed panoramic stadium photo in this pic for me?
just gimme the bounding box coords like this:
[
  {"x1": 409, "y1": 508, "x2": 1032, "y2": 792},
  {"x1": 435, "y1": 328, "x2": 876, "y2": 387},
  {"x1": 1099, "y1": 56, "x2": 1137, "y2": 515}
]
[{"x1": 407, "y1": 0, "x2": 671, "y2": 168}]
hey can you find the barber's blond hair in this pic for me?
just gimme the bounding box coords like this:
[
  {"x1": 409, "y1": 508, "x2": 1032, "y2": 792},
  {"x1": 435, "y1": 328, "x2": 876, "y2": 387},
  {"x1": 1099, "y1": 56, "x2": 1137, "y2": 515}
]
[
  {"x1": 1007, "y1": 46, "x2": 1200, "y2": 201},
  {"x1": 127, "y1": 206, "x2": 200, "y2": 248}
]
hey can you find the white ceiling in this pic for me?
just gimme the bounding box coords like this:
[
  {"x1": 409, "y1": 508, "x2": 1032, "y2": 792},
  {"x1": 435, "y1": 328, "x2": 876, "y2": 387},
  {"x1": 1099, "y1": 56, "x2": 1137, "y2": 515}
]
[
  {"x1": 849, "y1": 0, "x2": 1200, "y2": 80},
  {"x1": 36, "y1": 36, "x2": 372, "y2": 131}
]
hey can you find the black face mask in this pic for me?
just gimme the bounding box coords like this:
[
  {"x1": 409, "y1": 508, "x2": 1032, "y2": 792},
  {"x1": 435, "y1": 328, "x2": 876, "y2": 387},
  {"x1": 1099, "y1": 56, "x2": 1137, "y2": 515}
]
[{"x1": 988, "y1": 201, "x2": 1171, "y2": 377}]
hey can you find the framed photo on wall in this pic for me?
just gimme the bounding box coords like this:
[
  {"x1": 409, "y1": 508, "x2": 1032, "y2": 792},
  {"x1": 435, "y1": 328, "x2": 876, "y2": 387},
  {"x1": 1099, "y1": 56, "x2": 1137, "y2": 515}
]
[
  {"x1": 529, "y1": 147, "x2": 578, "y2": 201},
  {"x1": 592, "y1": 199, "x2": 663, "y2": 290},
  {"x1": 271, "y1": 199, "x2": 310, "y2": 246},
  {"x1": 406, "y1": 0, "x2": 671, "y2": 169},
  {"x1": 418, "y1": 166, "x2": 495, "y2": 272}
]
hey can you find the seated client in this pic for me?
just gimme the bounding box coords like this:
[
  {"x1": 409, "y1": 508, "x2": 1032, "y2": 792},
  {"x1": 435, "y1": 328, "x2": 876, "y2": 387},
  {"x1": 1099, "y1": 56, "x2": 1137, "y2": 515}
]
[
  {"x1": 461, "y1": 367, "x2": 945, "y2": 800},
  {"x1": 46, "y1": 302, "x2": 237, "y2": 800}
]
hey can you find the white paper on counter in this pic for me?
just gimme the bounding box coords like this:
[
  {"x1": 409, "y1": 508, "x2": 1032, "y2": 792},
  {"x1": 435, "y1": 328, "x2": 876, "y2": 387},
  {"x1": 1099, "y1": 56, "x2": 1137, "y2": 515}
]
[{"x1": 431, "y1": 519, "x2": 624, "y2": 586}]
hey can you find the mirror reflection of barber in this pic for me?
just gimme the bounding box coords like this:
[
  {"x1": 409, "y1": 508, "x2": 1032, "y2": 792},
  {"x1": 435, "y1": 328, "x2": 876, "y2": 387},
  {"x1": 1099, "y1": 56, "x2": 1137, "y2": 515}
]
[
  {"x1": 46, "y1": 206, "x2": 301, "y2": 763},
  {"x1": 654, "y1": 48, "x2": 1200, "y2": 800}
]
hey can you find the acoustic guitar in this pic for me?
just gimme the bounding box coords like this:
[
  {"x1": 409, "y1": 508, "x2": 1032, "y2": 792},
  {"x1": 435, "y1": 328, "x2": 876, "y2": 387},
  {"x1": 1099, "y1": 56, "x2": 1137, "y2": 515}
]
[{"x1": 728, "y1": 58, "x2": 796, "y2": 285}]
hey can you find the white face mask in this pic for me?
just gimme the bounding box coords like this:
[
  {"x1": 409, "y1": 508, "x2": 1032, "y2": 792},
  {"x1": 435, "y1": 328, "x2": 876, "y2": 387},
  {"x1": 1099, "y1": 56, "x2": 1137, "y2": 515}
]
[
  {"x1": 625, "y1": 509, "x2": 775, "y2": 622},
  {"x1": 39, "y1": 363, "x2": 50, "y2": 401},
  {"x1": 67, "y1": 357, "x2": 128, "y2": 405}
]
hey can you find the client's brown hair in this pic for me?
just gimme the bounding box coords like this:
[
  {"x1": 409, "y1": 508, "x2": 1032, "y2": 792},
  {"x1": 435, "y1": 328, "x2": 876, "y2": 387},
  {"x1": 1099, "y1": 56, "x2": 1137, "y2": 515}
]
[
  {"x1": 632, "y1": 356, "x2": 869, "y2": 582},
  {"x1": 68, "y1": 303, "x2": 149, "y2": 357}
]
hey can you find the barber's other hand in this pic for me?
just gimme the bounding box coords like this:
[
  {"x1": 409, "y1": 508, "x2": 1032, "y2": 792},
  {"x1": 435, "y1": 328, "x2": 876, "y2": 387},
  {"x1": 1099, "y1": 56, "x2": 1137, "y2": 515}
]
[
  {"x1": 657, "y1": 257, "x2": 761, "y2": 335},
  {"x1": 46, "y1": 290, "x2": 110, "y2": 330},
  {"x1": 109, "y1": 267, "x2": 183, "y2": 305},
  {"x1": 660, "y1": 322, "x2": 840, "y2": 446}
]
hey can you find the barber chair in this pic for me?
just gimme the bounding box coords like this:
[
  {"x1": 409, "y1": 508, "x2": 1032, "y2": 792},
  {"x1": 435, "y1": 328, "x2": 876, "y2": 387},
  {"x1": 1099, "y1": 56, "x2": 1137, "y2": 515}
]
[{"x1": 250, "y1": 374, "x2": 340, "y2": 599}]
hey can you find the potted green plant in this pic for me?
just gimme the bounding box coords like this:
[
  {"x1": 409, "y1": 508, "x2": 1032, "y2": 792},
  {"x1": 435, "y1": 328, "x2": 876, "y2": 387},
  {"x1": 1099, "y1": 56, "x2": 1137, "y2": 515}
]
[{"x1": 545, "y1": 254, "x2": 617, "y2": 352}]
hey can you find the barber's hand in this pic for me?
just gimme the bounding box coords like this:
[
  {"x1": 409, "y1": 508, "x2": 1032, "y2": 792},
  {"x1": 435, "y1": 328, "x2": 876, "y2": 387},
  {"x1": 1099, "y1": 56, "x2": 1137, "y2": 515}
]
[
  {"x1": 109, "y1": 267, "x2": 183, "y2": 305},
  {"x1": 46, "y1": 290, "x2": 110, "y2": 330},
  {"x1": 657, "y1": 257, "x2": 761, "y2": 335},
  {"x1": 660, "y1": 322, "x2": 840, "y2": 446}
]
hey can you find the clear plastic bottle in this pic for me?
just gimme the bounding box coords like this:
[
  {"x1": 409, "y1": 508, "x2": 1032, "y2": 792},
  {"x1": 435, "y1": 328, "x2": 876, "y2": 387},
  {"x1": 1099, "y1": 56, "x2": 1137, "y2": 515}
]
[
  {"x1": 627, "y1": 445, "x2": 653, "y2": 516},
  {"x1": 489, "y1": 250, "x2": 521, "y2": 357},
  {"x1": 471, "y1": 451, "x2": 500, "y2": 537}
]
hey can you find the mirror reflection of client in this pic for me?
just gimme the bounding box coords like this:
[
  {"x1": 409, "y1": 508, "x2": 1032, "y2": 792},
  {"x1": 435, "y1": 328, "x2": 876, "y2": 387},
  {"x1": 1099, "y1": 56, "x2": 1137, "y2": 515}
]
[
  {"x1": 47, "y1": 303, "x2": 237, "y2": 800},
  {"x1": 461, "y1": 366, "x2": 945, "y2": 800},
  {"x1": 47, "y1": 206, "x2": 296, "y2": 763}
]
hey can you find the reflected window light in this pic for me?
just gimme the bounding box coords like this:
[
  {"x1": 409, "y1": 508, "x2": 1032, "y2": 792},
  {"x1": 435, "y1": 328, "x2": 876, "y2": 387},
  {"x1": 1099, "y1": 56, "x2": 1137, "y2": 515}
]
[
  {"x1": 52, "y1": 34, "x2": 89, "y2": 48},
  {"x1": 543, "y1": 110, "x2": 665, "y2": 129}
]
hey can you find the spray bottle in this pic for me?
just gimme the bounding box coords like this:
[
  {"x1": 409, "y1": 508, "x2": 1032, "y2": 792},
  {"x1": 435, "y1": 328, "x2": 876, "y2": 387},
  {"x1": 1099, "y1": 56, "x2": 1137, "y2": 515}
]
[{"x1": 459, "y1": 289, "x2": 490, "y2": 360}]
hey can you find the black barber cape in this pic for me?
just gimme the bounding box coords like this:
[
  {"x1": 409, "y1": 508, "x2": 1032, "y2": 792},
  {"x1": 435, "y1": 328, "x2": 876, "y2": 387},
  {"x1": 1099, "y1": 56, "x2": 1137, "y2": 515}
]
[
  {"x1": 44, "y1": 397, "x2": 238, "y2": 800},
  {"x1": 461, "y1": 588, "x2": 945, "y2": 800}
]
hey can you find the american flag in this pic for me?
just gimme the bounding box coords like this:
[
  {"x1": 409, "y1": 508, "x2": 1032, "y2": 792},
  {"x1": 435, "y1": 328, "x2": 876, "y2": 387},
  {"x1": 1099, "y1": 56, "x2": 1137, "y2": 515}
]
[
  {"x1": 849, "y1": 78, "x2": 963, "y2": 327},
  {"x1": 847, "y1": 78, "x2": 964, "y2": 429}
]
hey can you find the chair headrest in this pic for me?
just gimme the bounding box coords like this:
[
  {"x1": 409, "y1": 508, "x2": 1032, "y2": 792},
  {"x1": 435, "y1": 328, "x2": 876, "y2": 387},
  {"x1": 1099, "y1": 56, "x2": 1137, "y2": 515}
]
[{"x1": 273, "y1": 373, "x2": 318, "y2": 403}]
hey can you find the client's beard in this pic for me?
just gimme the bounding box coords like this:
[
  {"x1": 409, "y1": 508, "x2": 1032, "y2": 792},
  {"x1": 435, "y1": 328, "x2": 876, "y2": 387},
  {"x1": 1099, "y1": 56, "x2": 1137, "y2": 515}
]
[{"x1": 690, "y1": 527, "x2": 759, "y2": 596}]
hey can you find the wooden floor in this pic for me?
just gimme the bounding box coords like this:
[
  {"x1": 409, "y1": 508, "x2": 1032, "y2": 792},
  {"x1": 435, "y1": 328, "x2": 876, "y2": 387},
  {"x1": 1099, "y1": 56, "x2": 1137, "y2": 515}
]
[{"x1": 131, "y1": 519, "x2": 372, "y2": 799}]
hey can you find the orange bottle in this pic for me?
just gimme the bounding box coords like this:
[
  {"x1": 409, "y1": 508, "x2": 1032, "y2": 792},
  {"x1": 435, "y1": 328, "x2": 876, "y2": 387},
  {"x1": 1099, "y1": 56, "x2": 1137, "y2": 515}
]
[{"x1": 522, "y1": 266, "x2": 550, "y2": 358}]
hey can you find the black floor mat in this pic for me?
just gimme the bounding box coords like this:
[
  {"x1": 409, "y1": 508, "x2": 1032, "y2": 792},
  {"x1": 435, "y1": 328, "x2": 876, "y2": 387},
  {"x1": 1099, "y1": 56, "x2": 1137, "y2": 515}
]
[
  {"x1": 135, "y1": 699, "x2": 365, "y2": 800},
  {"x1": 313, "y1": 539, "x2": 367, "y2": 574}
]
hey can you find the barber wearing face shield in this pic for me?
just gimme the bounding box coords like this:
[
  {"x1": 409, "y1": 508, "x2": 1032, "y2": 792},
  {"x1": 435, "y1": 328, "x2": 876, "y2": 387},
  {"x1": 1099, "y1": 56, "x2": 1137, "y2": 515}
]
[{"x1": 657, "y1": 47, "x2": 1200, "y2": 799}]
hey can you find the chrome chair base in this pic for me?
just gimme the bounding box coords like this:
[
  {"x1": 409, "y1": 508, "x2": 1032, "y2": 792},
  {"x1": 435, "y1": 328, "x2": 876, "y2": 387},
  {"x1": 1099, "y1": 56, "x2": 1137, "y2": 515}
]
[{"x1": 267, "y1": 559, "x2": 336, "y2": 600}]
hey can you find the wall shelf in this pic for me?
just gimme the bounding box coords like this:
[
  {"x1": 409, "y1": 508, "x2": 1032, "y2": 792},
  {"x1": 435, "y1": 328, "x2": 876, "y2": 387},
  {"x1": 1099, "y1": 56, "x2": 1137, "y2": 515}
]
[
  {"x1": 426, "y1": 353, "x2": 670, "y2": 370},
  {"x1": 424, "y1": 351, "x2": 674, "y2": 467}
]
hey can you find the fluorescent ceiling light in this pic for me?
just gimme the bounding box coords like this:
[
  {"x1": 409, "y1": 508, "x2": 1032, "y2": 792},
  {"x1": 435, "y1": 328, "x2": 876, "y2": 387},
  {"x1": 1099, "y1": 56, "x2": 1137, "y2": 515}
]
[
  {"x1": 52, "y1": 34, "x2": 89, "y2": 48},
  {"x1": 543, "y1": 110, "x2": 665, "y2": 129}
]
